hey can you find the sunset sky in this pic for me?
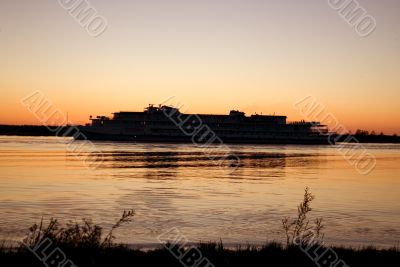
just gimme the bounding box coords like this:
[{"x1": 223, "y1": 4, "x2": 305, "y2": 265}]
[{"x1": 1, "y1": 0, "x2": 399, "y2": 134}]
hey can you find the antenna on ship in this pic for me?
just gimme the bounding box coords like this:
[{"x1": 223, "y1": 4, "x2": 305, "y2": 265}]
[{"x1": 66, "y1": 112, "x2": 69, "y2": 126}]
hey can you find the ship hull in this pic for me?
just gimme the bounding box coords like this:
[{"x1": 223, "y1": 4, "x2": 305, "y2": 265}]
[{"x1": 75, "y1": 128, "x2": 332, "y2": 145}]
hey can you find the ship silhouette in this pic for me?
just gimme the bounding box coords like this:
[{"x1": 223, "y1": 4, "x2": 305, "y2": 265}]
[{"x1": 76, "y1": 104, "x2": 332, "y2": 144}]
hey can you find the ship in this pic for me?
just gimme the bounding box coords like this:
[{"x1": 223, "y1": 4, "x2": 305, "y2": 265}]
[{"x1": 76, "y1": 104, "x2": 332, "y2": 144}]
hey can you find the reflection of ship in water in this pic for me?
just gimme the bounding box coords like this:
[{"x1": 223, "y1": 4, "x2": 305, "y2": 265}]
[
  {"x1": 101, "y1": 151, "x2": 239, "y2": 169},
  {"x1": 106, "y1": 151, "x2": 181, "y2": 169},
  {"x1": 77, "y1": 104, "x2": 332, "y2": 144},
  {"x1": 227, "y1": 152, "x2": 322, "y2": 178},
  {"x1": 95, "y1": 149, "x2": 322, "y2": 178}
]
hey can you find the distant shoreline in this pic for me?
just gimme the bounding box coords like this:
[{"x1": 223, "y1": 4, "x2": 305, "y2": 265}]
[
  {"x1": 0, "y1": 125, "x2": 75, "y2": 137},
  {"x1": 0, "y1": 125, "x2": 399, "y2": 143}
]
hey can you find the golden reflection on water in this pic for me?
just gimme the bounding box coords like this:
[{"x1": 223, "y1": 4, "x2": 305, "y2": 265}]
[{"x1": 0, "y1": 136, "x2": 399, "y2": 247}]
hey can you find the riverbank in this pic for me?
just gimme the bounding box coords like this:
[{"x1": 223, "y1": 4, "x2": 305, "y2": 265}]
[{"x1": 1, "y1": 242, "x2": 399, "y2": 267}]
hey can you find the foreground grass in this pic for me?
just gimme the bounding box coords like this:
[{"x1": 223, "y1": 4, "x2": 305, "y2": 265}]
[{"x1": 1, "y1": 242, "x2": 399, "y2": 267}]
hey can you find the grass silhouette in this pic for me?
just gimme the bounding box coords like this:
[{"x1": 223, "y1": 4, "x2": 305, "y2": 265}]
[{"x1": 282, "y1": 187, "x2": 324, "y2": 247}]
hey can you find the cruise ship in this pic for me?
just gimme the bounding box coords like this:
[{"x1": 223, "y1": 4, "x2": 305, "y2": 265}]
[{"x1": 76, "y1": 105, "x2": 332, "y2": 144}]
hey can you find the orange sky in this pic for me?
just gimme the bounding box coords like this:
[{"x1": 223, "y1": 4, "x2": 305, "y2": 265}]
[{"x1": 1, "y1": 0, "x2": 399, "y2": 134}]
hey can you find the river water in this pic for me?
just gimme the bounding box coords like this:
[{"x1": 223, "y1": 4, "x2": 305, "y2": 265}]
[{"x1": 0, "y1": 136, "x2": 399, "y2": 247}]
